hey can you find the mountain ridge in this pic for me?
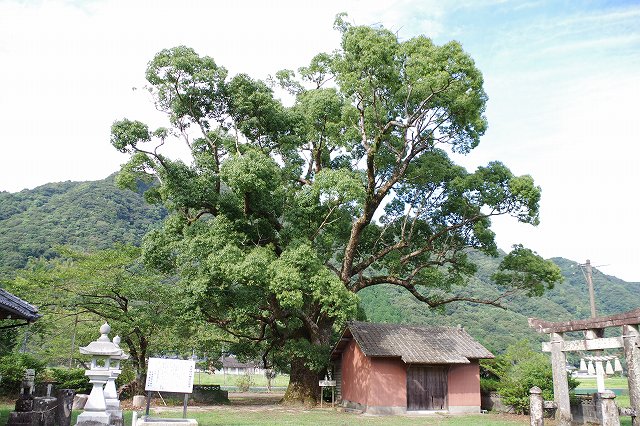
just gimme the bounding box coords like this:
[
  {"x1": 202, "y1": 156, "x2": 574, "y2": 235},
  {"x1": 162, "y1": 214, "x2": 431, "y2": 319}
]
[{"x1": 2, "y1": 175, "x2": 639, "y2": 353}]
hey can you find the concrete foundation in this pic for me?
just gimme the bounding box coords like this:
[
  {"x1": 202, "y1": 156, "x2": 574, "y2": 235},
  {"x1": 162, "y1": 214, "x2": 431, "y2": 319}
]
[
  {"x1": 449, "y1": 405, "x2": 481, "y2": 414},
  {"x1": 135, "y1": 417, "x2": 198, "y2": 426},
  {"x1": 75, "y1": 411, "x2": 111, "y2": 426}
]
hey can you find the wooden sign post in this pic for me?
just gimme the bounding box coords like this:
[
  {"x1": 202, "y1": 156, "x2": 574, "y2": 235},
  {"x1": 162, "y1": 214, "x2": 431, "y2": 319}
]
[
  {"x1": 318, "y1": 379, "x2": 336, "y2": 408},
  {"x1": 144, "y1": 358, "x2": 196, "y2": 419}
]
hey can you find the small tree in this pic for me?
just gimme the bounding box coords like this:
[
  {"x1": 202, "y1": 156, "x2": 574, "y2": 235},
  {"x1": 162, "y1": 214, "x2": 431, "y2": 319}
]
[
  {"x1": 0, "y1": 353, "x2": 45, "y2": 396},
  {"x1": 482, "y1": 340, "x2": 578, "y2": 413},
  {"x1": 9, "y1": 246, "x2": 218, "y2": 393},
  {"x1": 264, "y1": 368, "x2": 277, "y2": 392}
]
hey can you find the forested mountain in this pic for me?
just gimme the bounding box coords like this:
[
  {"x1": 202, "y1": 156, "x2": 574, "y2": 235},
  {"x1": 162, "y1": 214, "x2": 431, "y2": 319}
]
[
  {"x1": 1, "y1": 176, "x2": 639, "y2": 354},
  {"x1": 358, "y1": 255, "x2": 640, "y2": 354},
  {"x1": 0, "y1": 176, "x2": 166, "y2": 279}
]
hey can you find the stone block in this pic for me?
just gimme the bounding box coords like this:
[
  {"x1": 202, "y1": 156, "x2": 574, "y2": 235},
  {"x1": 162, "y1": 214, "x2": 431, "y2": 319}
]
[
  {"x1": 75, "y1": 411, "x2": 111, "y2": 426},
  {"x1": 7, "y1": 411, "x2": 39, "y2": 426},
  {"x1": 108, "y1": 409, "x2": 124, "y2": 426},
  {"x1": 33, "y1": 396, "x2": 57, "y2": 425},
  {"x1": 15, "y1": 395, "x2": 34, "y2": 412},
  {"x1": 73, "y1": 394, "x2": 89, "y2": 410},
  {"x1": 132, "y1": 395, "x2": 147, "y2": 408}
]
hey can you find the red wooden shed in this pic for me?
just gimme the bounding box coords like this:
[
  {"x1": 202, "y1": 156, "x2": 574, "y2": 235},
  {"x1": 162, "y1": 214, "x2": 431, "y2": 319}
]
[{"x1": 330, "y1": 321, "x2": 493, "y2": 414}]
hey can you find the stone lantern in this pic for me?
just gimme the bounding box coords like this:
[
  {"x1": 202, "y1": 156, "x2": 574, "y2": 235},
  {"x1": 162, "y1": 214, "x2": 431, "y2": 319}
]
[
  {"x1": 76, "y1": 323, "x2": 123, "y2": 426},
  {"x1": 104, "y1": 335, "x2": 129, "y2": 425}
]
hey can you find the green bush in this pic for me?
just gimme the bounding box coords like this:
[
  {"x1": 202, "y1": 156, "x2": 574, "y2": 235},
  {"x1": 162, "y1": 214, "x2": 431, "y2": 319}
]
[
  {"x1": 48, "y1": 368, "x2": 90, "y2": 393},
  {"x1": 0, "y1": 353, "x2": 46, "y2": 396},
  {"x1": 235, "y1": 374, "x2": 253, "y2": 392},
  {"x1": 115, "y1": 363, "x2": 137, "y2": 398},
  {"x1": 481, "y1": 340, "x2": 578, "y2": 414},
  {"x1": 480, "y1": 377, "x2": 499, "y2": 393}
]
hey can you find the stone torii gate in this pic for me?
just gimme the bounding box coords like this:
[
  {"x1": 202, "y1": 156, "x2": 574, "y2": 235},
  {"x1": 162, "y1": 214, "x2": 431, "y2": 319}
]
[{"x1": 529, "y1": 308, "x2": 640, "y2": 426}]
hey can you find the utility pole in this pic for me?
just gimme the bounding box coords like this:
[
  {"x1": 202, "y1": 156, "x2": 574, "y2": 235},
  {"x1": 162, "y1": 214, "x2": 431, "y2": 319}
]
[{"x1": 583, "y1": 259, "x2": 597, "y2": 318}]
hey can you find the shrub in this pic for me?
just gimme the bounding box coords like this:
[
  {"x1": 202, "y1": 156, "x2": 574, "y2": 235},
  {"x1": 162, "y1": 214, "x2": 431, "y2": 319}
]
[
  {"x1": 0, "y1": 353, "x2": 46, "y2": 396},
  {"x1": 482, "y1": 340, "x2": 578, "y2": 414},
  {"x1": 48, "y1": 367, "x2": 91, "y2": 394},
  {"x1": 115, "y1": 363, "x2": 137, "y2": 398},
  {"x1": 235, "y1": 374, "x2": 253, "y2": 392},
  {"x1": 480, "y1": 377, "x2": 500, "y2": 393}
]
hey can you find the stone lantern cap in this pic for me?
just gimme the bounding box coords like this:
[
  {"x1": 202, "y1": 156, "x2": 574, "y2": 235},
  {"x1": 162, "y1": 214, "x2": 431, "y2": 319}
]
[
  {"x1": 79, "y1": 323, "x2": 123, "y2": 356},
  {"x1": 111, "y1": 335, "x2": 130, "y2": 361}
]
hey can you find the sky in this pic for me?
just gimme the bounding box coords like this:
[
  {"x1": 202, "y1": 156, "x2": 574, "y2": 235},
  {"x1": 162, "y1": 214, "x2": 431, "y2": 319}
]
[{"x1": 1, "y1": 0, "x2": 639, "y2": 281}]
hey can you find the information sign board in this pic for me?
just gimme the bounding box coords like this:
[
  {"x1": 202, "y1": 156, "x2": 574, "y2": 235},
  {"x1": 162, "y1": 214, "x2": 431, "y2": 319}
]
[{"x1": 145, "y1": 358, "x2": 195, "y2": 393}]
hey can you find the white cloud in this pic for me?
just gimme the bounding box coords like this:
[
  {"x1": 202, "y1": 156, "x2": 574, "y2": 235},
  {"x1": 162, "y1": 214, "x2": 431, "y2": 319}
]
[{"x1": 1, "y1": 0, "x2": 640, "y2": 282}]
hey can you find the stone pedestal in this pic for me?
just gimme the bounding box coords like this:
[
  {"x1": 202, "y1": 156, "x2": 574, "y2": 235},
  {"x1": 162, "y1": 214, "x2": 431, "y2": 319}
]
[
  {"x1": 34, "y1": 397, "x2": 57, "y2": 425},
  {"x1": 14, "y1": 394, "x2": 34, "y2": 412},
  {"x1": 598, "y1": 391, "x2": 621, "y2": 426},
  {"x1": 108, "y1": 409, "x2": 124, "y2": 426},
  {"x1": 75, "y1": 370, "x2": 111, "y2": 426},
  {"x1": 7, "y1": 396, "x2": 57, "y2": 426},
  {"x1": 7, "y1": 369, "x2": 59, "y2": 426},
  {"x1": 132, "y1": 395, "x2": 147, "y2": 408},
  {"x1": 7, "y1": 411, "x2": 38, "y2": 426}
]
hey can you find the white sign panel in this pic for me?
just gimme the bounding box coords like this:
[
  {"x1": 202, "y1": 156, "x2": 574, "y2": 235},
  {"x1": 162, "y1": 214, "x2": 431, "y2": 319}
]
[{"x1": 145, "y1": 358, "x2": 195, "y2": 393}]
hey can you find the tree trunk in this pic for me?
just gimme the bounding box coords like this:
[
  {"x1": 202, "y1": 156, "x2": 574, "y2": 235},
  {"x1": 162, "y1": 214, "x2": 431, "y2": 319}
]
[
  {"x1": 124, "y1": 334, "x2": 147, "y2": 395},
  {"x1": 282, "y1": 358, "x2": 321, "y2": 406}
]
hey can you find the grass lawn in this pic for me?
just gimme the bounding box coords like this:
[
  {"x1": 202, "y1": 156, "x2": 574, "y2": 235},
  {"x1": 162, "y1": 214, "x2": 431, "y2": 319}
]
[
  {"x1": 194, "y1": 372, "x2": 290, "y2": 388},
  {"x1": 574, "y1": 376, "x2": 631, "y2": 407},
  {"x1": 142, "y1": 407, "x2": 533, "y2": 425},
  {"x1": 1, "y1": 401, "x2": 533, "y2": 426},
  {"x1": 575, "y1": 376, "x2": 629, "y2": 390}
]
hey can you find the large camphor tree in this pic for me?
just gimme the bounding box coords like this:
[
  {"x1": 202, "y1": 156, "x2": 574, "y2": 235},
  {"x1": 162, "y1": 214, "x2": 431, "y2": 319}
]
[{"x1": 111, "y1": 17, "x2": 561, "y2": 403}]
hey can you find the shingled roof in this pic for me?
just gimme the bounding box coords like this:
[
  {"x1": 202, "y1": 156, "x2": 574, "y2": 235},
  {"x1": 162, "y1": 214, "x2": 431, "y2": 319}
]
[
  {"x1": 331, "y1": 321, "x2": 493, "y2": 364},
  {"x1": 0, "y1": 289, "x2": 40, "y2": 322}
]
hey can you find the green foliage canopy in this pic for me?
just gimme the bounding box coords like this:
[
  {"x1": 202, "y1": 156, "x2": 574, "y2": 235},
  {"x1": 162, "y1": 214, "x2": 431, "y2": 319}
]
[
  {"x1": 9, "y1": 246, "x2": 216, "y2": 391},
  {"x1": 110, "y1": 18, "x2": 561, "y2": 400}
]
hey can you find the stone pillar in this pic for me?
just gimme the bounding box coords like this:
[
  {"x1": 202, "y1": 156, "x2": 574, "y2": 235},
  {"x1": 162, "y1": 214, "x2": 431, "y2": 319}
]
[
  {"x1": 599, "y1": 391, "x2": 621, "y2": 426},
  {"x1": 56, "y1": 389, "x2": 76, "y2": 426},
  {"x1": 550, "y1": 332, "x2": 572, "y2": 425},
  {"x1": 79, "y1": 368, "x2": 111, "y2": 423},
  {"x1": 104, "y1": 369, "x2": 119, "y2": 410},
  {"x1": 529, "y1": 386, "x2": 544, "y2": 426},
  {"x1": 106, "y1": 335, "x2": 128, "y2": 426},
  {"x1": 33, "y1": 397, "x2": 57, "y2": 426},
  {"x1": 623, "y1": 324, "x2": 640, "y2": 426},
  {"x1": 596, "y1": 360, "x2": 606, "y2": 393}
]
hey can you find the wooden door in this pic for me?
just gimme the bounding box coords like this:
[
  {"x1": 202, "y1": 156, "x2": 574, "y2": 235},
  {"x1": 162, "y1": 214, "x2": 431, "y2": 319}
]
[{"x1": 407, "y1": 366, "x2": 448, "y2": 410}]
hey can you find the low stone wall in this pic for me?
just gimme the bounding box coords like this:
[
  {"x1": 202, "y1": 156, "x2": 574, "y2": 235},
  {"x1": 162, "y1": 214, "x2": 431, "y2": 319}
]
[
  {"x1": 160, "y1": 385, "x2": 229, "y2": 404},
  {"x1": 191, "y1": 385, "x2": 229, "y2": 404},
  {"x1": 570, "y1": 394, "x2": 600, "y2": 425},
  {"x1": 481, "y1": 392, "x2": 514, "y2": 413}
]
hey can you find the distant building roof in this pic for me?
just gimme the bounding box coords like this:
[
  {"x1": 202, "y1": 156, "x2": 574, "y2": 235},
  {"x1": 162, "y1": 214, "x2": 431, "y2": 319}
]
[
  {"x1": 220, "y1": 355, "x2": 260, "y2": 369},
  {"x1": 0, "y1": 289, "x2": 40, "y2": 322},
  {"x1": 331, "y1": 321, "x2": 493, "y2": 364}
]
